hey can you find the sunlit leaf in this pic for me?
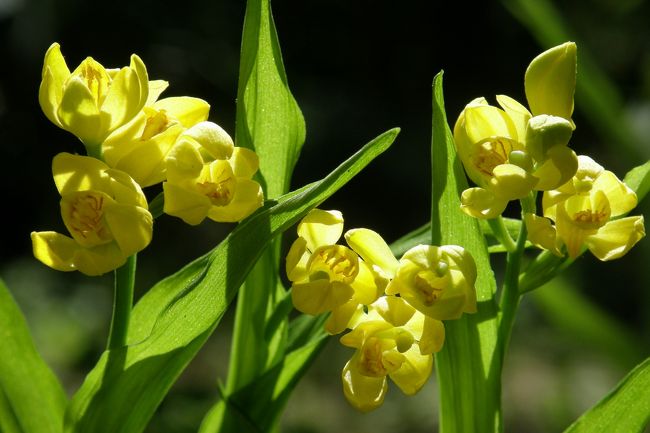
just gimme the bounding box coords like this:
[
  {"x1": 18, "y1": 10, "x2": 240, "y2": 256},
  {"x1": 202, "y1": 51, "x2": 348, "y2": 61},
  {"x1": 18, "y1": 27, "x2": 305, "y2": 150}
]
[
  {"x1": 0, "y1": 278, "x2": 67, "y2": 433},
  {"x1": 430, "y1": 72, "x2": 501, "y2": 433},
  {"x1": 564, "y1": 356, "x2": 650, "y2": 433},
  {"x1": 623, "y1": 159, "x2": 650, "y2": 203}
]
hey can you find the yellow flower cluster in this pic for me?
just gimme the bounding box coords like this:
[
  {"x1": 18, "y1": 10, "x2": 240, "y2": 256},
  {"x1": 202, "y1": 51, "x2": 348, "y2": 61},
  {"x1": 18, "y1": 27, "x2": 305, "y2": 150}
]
[
  {"x1": 454, "y1": 42, "x2": 645, "y2": 261},
  {"x1": 454, "y1": 42, "x2": 578, "y2": 219},
  {"x1": 526, "y1": 155, "x2": 645, "y2": 260},
  {"x1": 32, "y1": 43, "x2": 264, "y2": 275},
  {"x1": 286, "y1": 209, "x2": 477, "y2": 411}
]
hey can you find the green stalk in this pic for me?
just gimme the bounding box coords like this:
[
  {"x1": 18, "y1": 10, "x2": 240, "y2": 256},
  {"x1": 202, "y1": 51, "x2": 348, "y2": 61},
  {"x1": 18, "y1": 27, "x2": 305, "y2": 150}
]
[
  {"x1": 85, "y1": 143, "x2": 103, "y2": 161},
  {"x1": 486, "y1": 217, "x2": 517, "y2": 253},
  {"x1": 497, "y1": 220, "x2": 526, "y2": 359},
  {"x1": 497, "y1": 193, "x2": 534, "y2": 359},
  {"x1": 107, "y1": 254, "x2": 136, "y2": 350},
  {"x1": 431, "y1": 72, "x2": 501, "y2": 433}
]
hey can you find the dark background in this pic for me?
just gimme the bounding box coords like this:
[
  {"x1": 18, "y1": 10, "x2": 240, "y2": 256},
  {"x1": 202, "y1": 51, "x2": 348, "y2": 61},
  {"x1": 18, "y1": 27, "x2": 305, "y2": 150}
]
[{"x1": 1, "y1": 0, "x2": 649, "y2": 432}]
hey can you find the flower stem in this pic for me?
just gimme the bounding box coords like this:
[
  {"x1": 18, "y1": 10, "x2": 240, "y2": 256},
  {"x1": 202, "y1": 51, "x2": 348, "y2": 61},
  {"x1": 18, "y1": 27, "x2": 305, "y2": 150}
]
[
  {"x1": 497, "y1": 213, "x2": 528, "y2": 361},
  {"x1": 486, "y1": 216, "x2": 517, "y2": 253},
  {"x1": 85, "y1": 143, "x2": 103, "y2": 161},
  {"x1": 107, "y1": 254, "x2": 136, "y2": 350}
]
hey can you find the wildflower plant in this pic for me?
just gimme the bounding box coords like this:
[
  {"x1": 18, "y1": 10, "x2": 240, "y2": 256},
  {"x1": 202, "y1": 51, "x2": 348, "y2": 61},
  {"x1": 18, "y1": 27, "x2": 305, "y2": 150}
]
[{"x1": 1, "y1": 1, "x2": 649, "y2": 433}]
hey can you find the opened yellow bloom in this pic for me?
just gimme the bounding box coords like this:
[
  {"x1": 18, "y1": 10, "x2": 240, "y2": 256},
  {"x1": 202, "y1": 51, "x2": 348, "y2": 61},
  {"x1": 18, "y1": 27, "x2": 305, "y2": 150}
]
[
  {"x1": 339, "y1": 298, "x2": 442, "y2": 412},
  {"x1": 39, "y1": 43, "x2": 149, "y2": 147},
  {"x1": 286, "y1": 210, "x2": 381, "y2": 331},
  {"x1": 454, "y1": 43, "x2": 579, "y2": 219},
  {"x1": 386, "y1": 244, "x2": 477, "y2": 320},
  {"x1": 162, "y1": 122, "x2": 263, "y2": 225},
  {"x1": 31, "y1": 153, "x2": 153, "y2": 276},
  {"x1": 103, "y1": 95, "x2": 210, "y2": 187},
  {"x1": 527, "y1": 155, "x2": 645, "y2": 260}
]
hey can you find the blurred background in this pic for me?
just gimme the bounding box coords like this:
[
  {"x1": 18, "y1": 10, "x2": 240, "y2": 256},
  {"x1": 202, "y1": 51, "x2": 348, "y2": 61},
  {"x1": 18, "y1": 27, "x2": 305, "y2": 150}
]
[{"x1": 1, "y1": 0, "x2": 649, "y2": 432}]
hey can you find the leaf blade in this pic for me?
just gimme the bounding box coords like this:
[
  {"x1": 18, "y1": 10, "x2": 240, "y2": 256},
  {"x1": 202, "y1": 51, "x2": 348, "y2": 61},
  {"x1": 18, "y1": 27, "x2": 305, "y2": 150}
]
[
  {"x1": 564, "y1": 356, "x2": 650, "y2": 433},
  {"x1": 0, "y1": 278, "x2": 67, "y2": 433},
  {"x1": 430, "y1": 72, "x2": 501, "y2": 433}
]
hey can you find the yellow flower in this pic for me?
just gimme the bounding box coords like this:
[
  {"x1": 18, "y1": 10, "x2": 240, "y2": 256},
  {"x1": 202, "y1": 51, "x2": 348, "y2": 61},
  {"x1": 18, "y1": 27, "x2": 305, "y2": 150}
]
[
  {"x1": 31, "y1": 153, "x2": 153, "y2": 276},
  {"x1": 527, "y1": 155, "x2": 645, "y2": 260},
  {"x1": 454, "y1": 97, "x2": 539, "y2": 218},
  {"x1": 385, "y1": 244, "x2": 477, "y2": 320},
  {"x1": 103, "y1": 95, "x2": 211, "y2": 187},
  {"x1": 454, "y1": 43, "x2": 579, "y2": 219},
  {"x1": 286, "y1": 210, "x2": 381, "y2": 332},
  {"x1": 39, "y1": 43, "x2": 150, "y2": 148},
  {"x1": 339, "y1": 297, "x2": 443, "y2": 412},
  {"x1": 162, "y1": 122, "x2": 263, "y2": 224}
]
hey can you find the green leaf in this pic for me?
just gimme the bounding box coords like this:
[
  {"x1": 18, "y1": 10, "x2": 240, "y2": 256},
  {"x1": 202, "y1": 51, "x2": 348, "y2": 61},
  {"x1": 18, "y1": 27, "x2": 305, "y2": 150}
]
[
  {"x1": 623, "y1": 159, "x2": 650, "y2": 203},
  {"x1": 0, "y1": 278, "x2": 67, "y2": 433},
  {"x1": 224, "y1": 0, "x2": 308, "y2": 429},
  {"x1": 564, "y1": 356, "x2": 650, "y2": 433},
  {"x1": 235, "y1": 0, "x2": 305, "y2": 198},
  {"x1": 199, "y1": 317, "x2": 328, "y2": 433},
  {"x1": 63, "y1": 128, "x2": 398, "y2": 433},
  {"x1": 430, "y1": 72, "x2": 501, "y2": 433}
]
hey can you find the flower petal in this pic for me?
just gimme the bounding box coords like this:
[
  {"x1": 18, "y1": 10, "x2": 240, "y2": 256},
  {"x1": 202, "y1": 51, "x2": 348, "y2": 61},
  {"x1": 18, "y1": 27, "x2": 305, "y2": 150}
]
[
  {"x1": 153, "y1": 96, "x2": 210, "y2": 128},
  {"x1": 460, "y1": 187, "x2": 509, "y2": 219},
  {"x1": 104, "y1": 202, "x2": 153, "y2": 256},
  {"x1": 388, "y1": 346, "x2": 433, "y2": 395},
  {"x1": 182, "y1": 121, "x2": 234, "y2": 160},
  {"x1": 57, "y1": 76, "x2": 102, "y2": 145},
  {"x1": 592, "y1": 170, "x2": 638, "y2": 217},
  {"x1": 52, "y1": 152, "x2": 109, "y2": 195},
  {"x1": 162, "y1": 181, "x2": 211, "y2": 225},
  {"x1": 291, "y1": 279, "x2": 353, "y2": 315},
  {"x1": 39, "y1": 43, "x2": 70, "y2": 126},
  {"x1": 206, "y1": 178, "x2": 263, "y2": 222},
  {"x1": 297, "y1": 209, "x2": 344, "y2": 252},
  {"x1": 585, "y1": 216, "x2": 645, "y2": 261},
  {"x1": 230, "y1": 147, "x2": 260, "y2": 178},
  {"x1": 342, "y1": 358, "x2": 387, "y2": 412},
  {"x1": 525, "y1": 42, "x2": 577, "y2": 122},
  {"x1": 345, "y1": 228, "x2": 399, "y2": 278}
]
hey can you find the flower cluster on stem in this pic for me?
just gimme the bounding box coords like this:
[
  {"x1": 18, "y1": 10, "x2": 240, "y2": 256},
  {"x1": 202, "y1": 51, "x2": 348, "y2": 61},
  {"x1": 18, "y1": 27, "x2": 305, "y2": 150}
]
[{"x1": 286, "y1": 209, "x2": 477, "y2": 411}]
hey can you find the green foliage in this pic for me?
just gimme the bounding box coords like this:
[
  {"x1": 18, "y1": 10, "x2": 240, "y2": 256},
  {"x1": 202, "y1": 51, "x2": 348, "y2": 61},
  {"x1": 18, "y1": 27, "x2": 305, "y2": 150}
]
[
  {"x1": 0, "y1": 278, "x2": 67, "y2": 433},
  {"x1": 430, "y1": 72, "x2": 501, "y2": 433},
  {"x1": 564, "y1": 356, "x2": 650, "y2": 433}
]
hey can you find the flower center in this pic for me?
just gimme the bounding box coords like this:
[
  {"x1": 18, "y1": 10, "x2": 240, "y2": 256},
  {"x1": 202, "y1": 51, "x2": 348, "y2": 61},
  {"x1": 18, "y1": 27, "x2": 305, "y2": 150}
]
[
  {"x1": 78, "y1": 60, "x2": 109, "y2": 107},
  {"x1": 309, "y1": 245, "x2": 359, "y2": 284},
  {"x1": 472, "y1": 138, "x2": 513, "y2": 177},
  {"x1": 196, "y1": 178, "x2": 235, "y2": 206},
  {"x1": 359, "y1": 337, "x2": 388, "y2": 377},
  {"x1": 66, "y1": 192, "x2": 112, "y2": 245},
  {"x1": 141, "y1": 109, "x2": 171, "y2": 141},
  {"x1": 571, "y1": 209, "x2": 608, "y2": 230},
  {"x1": 413, "y1": 269, "x2": 446, "y2": 306}
]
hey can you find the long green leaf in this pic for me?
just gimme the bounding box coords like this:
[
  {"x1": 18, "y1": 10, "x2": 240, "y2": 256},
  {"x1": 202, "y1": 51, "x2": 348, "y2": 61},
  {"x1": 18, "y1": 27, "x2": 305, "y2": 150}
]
[
  {"x1": 564, "y1": 356, "x2": 650, "y2": 433},
  {"x1": 225, "y1": 0, "x2": 308, "y2": 430},
  {"x1": 0, "y1": 278, "x2": 67, "y2": 433},
  {"x1": 430, "y1": 72, "x2": 501, "y2": 433},
  {"x1": 62, "y1": 128, "x2": 398, "y2": 433},
  {"x1": 199, "y1": 318, "x2": 328, "y2": 433},
  {"x1": 235, "y1": 0, "x2": 305, "y2": 197}
]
